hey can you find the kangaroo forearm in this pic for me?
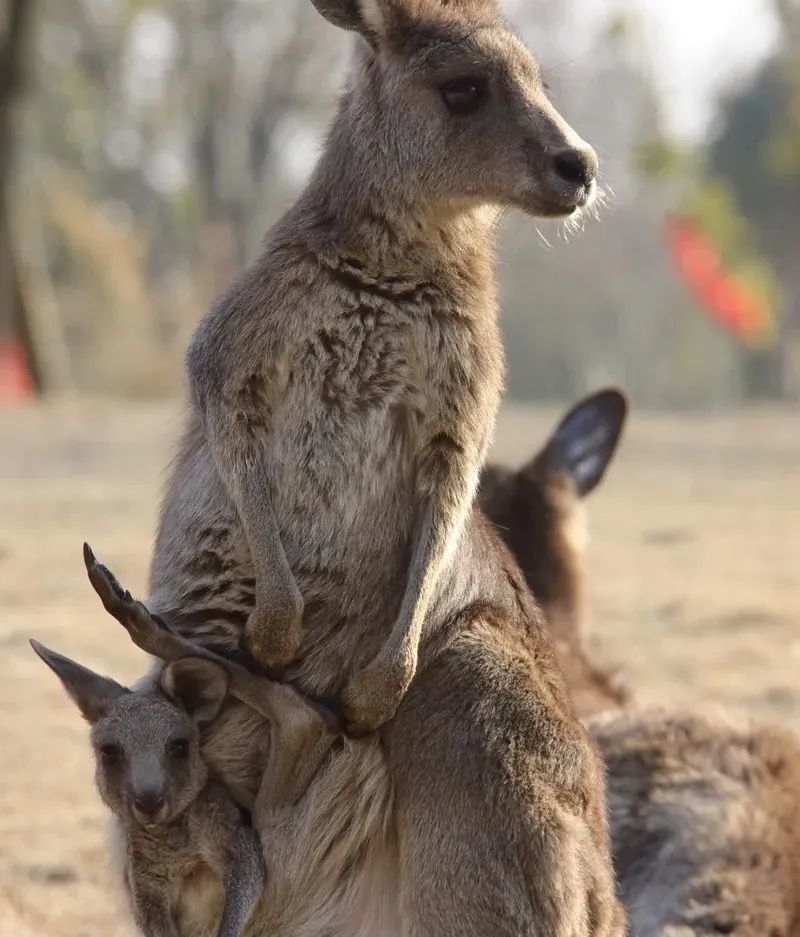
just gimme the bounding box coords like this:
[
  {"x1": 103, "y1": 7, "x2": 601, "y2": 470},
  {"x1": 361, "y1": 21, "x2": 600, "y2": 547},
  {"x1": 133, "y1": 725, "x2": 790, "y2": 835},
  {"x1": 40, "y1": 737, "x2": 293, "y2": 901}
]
[
  {"x1": 202, "y1": 407, "x2": 300, "y2": 614},
  {"x1": 233, "y1": 457, "x2": 296, "y2": 592},
  {"x1": 129, "y1": 880, "x2": 179, "y2": 937},
  {"x1": 217, "y1": 832, "x2": 264, "y2": 937},
  {"x1": 133, "y1": 911, "x2": 180, "y2": 937},
  {"x1": 340, "y1": 459, "x2": 477, "y2": 733},
  {"x1": 393, "y1": 461, "x2": 477, "y2": 654}
]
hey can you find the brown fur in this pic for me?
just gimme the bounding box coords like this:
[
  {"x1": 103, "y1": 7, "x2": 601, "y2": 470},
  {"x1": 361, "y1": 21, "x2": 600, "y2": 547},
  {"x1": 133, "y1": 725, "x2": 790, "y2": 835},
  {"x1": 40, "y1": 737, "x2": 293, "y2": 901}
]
[
  {"x1": 478, "y1": 393, "x2": 800, "y2": 935},
  {"x1": 84, "y1": 552, "x2": 400, "y2": 936},
  {"x1": 140, "y1": 1, "x2": 622, "y2": 934},
  {"x1": 479, "y1": 388, "x2": 630, "y2": 718},
  {"x1": 153, "y1": 0, "x2": 599, "y2": 731},
  {"x1": 30, "y1": 642, "x2": 267, "y2": 937}
]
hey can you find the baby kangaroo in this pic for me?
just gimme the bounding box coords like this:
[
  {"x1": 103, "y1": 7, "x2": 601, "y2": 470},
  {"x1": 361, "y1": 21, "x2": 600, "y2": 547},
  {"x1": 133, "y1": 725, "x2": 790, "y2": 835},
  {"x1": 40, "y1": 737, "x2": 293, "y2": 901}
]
[
  {"x1": 32, "y1": 548, "x2": 338, "y2": 937},
  {"x1": 31, "y1": 642, "x2": 265, "y2": 937},
  {"x1": 480, "y1": 388, "x2": 630, "y2": 717},
  {"x1": 83, "y1": 546, "x2": 398, "y2": 937}
]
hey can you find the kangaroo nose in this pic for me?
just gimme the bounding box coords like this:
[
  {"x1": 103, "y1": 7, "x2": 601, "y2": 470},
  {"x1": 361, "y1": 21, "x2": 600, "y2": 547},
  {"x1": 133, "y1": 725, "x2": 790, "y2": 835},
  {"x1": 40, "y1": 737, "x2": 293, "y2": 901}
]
[
  {"x1": 133, "y1": 791, "x2": 165, "y2": 819},
  {"x1": 552, "y1": 146, "x2": 598, "y2": 188}
]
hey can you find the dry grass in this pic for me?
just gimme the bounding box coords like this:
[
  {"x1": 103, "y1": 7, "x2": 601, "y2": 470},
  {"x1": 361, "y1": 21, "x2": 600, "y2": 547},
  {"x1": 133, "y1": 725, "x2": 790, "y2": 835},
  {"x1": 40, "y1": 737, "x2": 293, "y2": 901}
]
[{"x1": 1, "y1": 398, "x2": 798, "y2": 935}]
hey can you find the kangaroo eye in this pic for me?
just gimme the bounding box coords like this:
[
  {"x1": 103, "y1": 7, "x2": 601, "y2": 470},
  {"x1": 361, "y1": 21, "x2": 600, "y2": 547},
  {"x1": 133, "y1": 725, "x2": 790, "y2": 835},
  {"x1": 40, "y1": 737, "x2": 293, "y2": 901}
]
[
  {"x1": 99, "y1": 743, "x2": 122, "y2": 764},
  {"x1": 168, "y1": 738, "x2": 190, "y2": 759},
  {"x1": 440, "y1": 76, "x2": 489, "y2": 116}
]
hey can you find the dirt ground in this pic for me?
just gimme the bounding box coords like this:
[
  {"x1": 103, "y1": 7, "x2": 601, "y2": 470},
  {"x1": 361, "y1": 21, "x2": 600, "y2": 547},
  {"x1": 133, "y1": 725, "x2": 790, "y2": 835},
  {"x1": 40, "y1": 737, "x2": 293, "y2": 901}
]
[{"x1": 1, "y1": 398, "x2": 799, "y2": 936}]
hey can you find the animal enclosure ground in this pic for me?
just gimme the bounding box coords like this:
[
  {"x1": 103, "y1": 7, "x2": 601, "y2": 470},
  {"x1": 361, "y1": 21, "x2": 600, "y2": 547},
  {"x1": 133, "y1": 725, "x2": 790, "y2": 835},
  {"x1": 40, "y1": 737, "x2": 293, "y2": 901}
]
[{"x1": 1, "y1": 399, "x2": 799, "y2": 935}]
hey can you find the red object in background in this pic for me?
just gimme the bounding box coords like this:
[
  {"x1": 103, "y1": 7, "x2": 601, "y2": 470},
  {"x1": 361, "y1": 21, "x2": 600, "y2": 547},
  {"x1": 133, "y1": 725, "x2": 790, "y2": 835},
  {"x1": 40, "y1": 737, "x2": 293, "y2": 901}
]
[
  {"x1": 665, "y1": 216, "x2": 772, "y2": 344},
  {"x1": 0, "y1": 340, "x2": 36, "y2": 403}
]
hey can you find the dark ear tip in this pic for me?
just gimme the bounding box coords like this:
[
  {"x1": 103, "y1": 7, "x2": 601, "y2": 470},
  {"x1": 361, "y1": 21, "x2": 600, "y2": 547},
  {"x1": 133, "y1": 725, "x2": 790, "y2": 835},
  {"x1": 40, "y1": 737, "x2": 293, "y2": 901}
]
[
  {"x1": 29, "y1": 639, "x2": 63, "y2": 674},
  {"x1": 588, "y1": 387, "x2": 629, "y2": 419},
  {"x1": 573, "y1": 387, "x2": 629, "y2": 443},
  {"x1": 310, "y1": 0, "x2": 363, "y2": 31},
  {"x1": 83, "y1": 542, "x2": 95, "y2": 567},
  {"x1": 29, "y1": 638, "x2": 46, "y2": 659}
]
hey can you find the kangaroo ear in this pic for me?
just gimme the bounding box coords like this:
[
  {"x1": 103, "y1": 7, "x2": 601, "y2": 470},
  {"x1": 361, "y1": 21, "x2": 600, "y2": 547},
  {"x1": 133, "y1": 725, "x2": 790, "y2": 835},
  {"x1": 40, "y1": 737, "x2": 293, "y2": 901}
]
[
  {"x1": 161, "y1": 658, "x2": 230, "y2": 726},
  {"x1": 530, "y1": 388, "x2": 628, "y2": 497},
  {"x1": 30, "y1": 639, "x2": 127, "y2": 724},
  {"x1": 310, "y1": 0, "x2": 392, "y2": 42}
]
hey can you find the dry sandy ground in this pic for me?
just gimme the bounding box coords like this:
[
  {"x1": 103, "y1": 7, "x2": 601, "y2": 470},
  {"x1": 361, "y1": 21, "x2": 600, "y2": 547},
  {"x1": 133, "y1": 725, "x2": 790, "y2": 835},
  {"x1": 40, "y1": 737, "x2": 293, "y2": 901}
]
[{"x1": 1, "y1": 398, "x2": 798, "y2": 935}]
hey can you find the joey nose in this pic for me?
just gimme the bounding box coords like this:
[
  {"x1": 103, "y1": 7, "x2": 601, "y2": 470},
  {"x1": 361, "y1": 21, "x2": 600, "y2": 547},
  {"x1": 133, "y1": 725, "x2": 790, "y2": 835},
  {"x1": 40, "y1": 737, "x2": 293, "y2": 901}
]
[
  {"x1": 133, "y1": 790, "x2": 165, "y2": 819},
  {"x1": 552, "y1": 146, "x2": 598, "y2": 188}
]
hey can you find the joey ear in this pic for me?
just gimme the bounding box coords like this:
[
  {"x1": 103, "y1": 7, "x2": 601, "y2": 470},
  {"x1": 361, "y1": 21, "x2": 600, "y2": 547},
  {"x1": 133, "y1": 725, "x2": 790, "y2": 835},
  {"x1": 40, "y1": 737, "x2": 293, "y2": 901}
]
[
  {"x1": 310, "y1": 0, "x2": 391, "y2": 42},
  {"x1": 161, "y1": 658, "x2": 230, "y2": 726},
  {"x1": 30, "y1": 639, "x2": 128, "y2": 724},
  {"x1": 530, "y1": 388, "x2": 628, "y2": 497}
]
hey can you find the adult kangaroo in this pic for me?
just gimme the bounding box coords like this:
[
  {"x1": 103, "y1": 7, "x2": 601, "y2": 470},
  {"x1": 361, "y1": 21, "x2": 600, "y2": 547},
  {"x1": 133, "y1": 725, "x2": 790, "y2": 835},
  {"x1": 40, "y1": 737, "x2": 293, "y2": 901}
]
[{"x1": 147, "y1": 2, "x2": 624, "y2": 934}]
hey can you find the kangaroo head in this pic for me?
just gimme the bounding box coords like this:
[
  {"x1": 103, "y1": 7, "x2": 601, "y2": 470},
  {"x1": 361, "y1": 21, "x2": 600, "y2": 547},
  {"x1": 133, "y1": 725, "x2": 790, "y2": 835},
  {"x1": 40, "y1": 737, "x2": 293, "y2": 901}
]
[
  {"x1": 31, "y1": 641, "x2": 229, "y2": 828},
  {"x1": 311, "y1": 0, "x2": 597, "y2": 220}
]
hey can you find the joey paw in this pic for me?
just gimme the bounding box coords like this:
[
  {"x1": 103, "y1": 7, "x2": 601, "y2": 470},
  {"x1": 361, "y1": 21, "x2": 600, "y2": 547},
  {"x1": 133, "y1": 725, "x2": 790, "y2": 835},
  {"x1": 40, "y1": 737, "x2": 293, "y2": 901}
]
[{"x1": 340, "y1": 657, "x2": 415, "y2": 736}]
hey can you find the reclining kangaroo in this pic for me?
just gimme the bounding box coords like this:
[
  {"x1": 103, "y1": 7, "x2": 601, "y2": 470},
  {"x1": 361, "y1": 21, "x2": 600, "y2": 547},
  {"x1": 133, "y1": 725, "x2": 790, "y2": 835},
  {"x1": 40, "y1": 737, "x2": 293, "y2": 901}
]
[
  {"x1": 136, "y1": 1, "x2": 625, "y2": 933},
  {"x1": 595, "y1": 708, "x2": 800, "y2": 937},
  {"x1": 480, "y1": 392, "x2": 800, "y2": 935}
]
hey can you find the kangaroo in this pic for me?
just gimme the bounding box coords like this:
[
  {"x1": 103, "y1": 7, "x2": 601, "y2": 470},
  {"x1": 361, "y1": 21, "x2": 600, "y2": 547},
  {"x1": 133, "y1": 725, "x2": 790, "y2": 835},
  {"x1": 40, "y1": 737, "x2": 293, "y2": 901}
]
[
  {"x1": 479, "y1": 388, "x2": 630, "y2": 717},
  {"x1": 592, "y1": 708, "x2": 800, "y2": 937},
  {"x1": 31, "y1": 643, "x2": 267, "y2": 937},
  {"x1": 32, "y1": 551, "x2": 341, "y2": 937},
  {"x1": 90, "y1": 544, "x2": 622, "y2": 937},
  {"x1": 153, "y1": 0, "x2": 599, "y2": 732},
  {"x1": 84, "y1": 547, "x2": 398, "y2": 937},
  {"x1": 481, "y1": 394, "x2": 800, "y2": 933},
  {"x1": 142, "y1": 2, "x2": 624, "y2": 934}
]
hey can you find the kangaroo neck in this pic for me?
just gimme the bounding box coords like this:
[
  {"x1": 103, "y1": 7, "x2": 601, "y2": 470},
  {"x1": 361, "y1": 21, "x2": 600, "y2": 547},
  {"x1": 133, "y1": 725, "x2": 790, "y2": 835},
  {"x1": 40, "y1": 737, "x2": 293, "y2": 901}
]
[{"x1": 272, "y1": 97, "x2": 500, "y2": 299}]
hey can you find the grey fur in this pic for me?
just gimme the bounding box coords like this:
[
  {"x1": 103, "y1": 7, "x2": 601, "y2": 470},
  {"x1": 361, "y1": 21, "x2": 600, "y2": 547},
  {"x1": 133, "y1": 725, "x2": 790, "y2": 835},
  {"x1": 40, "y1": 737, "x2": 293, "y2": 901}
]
[
  {"x1": 90, "y1": 540, "x2": 624, "y2": 936},
  {"x1": 31, "y1": 612, "x2": 339, "y2": 937},
  {"x1": 31, "y1": 640, "x2": 266, "y2": 937},
  {"x1": 593, "y1": 709, "x2": 800, "y2": 937}
]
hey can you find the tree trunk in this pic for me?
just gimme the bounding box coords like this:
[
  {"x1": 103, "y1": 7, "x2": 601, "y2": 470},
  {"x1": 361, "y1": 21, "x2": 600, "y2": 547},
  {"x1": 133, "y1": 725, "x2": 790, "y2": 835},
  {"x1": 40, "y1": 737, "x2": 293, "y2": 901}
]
[{"x1": 0, "y1": 0, "x2": 39, "y2": 390}]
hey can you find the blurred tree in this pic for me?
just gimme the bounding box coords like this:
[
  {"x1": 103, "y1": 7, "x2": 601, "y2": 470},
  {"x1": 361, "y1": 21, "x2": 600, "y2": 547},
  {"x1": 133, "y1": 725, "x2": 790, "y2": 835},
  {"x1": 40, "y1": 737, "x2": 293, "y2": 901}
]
[
  {"x1": 20, "y1": 0, "x2": 344, "y2": 393},
  {"x1": 12, "y1": 0, "x2": 775, "y2": 406},
  {"x1": 499, "y1": 10, "x2": 741, "y2": 407},
  {"x1": 706, "y1": 0, "x2": 800, "y2": 396},
  {"x1": 0, "y1": 0, "x2": 38, "y2": 389}
]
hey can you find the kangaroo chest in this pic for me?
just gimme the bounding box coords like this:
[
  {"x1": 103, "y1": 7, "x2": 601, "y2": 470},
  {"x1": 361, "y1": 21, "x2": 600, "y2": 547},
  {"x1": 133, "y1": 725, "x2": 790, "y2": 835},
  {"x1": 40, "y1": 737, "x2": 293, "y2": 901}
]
[{"x1": 269, "y1": 299, "x2": 483, "y2": 571}]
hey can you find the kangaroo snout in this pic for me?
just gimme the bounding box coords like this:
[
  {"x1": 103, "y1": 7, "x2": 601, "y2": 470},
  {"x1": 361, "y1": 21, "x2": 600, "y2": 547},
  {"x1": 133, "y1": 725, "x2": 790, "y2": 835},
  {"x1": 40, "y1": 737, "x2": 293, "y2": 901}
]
[
  {"x1": 551, "y1": 145, "x2": 598, "y2": 191},
  {"x1": 131, "y1": 787, "x2": 167, "y2": 823},
  {"x1": 131, "y1": 787, "x2": 168, "y2": 825},
  {"x1": 533, "y1": 135, "x2": 598, "y2": 215},
  {"x1": 521, "y1": 93, "x2": 599, "y2": 216}
]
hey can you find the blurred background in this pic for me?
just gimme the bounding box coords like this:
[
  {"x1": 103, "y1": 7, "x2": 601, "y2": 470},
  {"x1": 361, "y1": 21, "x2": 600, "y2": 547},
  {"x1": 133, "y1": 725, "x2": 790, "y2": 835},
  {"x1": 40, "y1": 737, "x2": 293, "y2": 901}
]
[
  {"x1": 1, "y1": 1, "x2": 799, "y2": 934},
  {"x1": 2, "y1": 0, "x2": 800, "y2": 401}
]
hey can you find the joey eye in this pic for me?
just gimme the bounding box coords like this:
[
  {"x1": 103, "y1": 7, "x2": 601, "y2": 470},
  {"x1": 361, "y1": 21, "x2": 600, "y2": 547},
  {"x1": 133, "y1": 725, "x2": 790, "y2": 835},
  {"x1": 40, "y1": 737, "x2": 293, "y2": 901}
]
[
  {"x1": 440, "y1": 76, "x2": 489, "y2": 116},
  {"x1": 99, "y1": 743, "x2": 122, "y2": 764},
  {"x1": 168, "y1": 738, "x2": 190, "y2": 759}
]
